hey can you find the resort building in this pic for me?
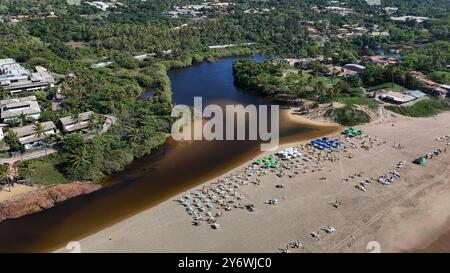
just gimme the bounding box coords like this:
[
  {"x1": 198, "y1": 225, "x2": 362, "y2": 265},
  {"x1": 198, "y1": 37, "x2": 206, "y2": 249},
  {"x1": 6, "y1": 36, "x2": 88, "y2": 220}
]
[
  {"x1": 391, "y1": 16, "x2": 429, "y2": 23},
  {"x1": 11, "y1": 121, "x2": 57, "y2": 150},
  {"x1": 84, "y1": 1, "x2": 125, "y2": 11},
  {"x1": 90, "y1": 61, "x2": 113, "y2": 69},
  {"x1": 343, "y1": 64, "x2": 366, "y2": 74},
  {"x1": 404, "y1": 90, "x2": 427, "y2": 99},
  {"x1": 58, "y1": 111, "x2": 94, "y2": 133},
  {"x1": 0, "y1": 59, "x2": 55, "y2": 94},
  {"x1": 283, "y1": 56, "x2": 331, "y2": 67},
  {"x1": 441, "y1": 85, "x2": 450, "y2": 93},
  {"x1": 0, "y1": 96, "x2": 41, "y2": 122},
  {"x1": 369, "y1": 56, "x2": 398, "y2": 67},
  {"x1": 411, "y1": 71, "x2": 449, "y2": 98},
  {"x1": 379, "y1": 91, "x2": 416, "y2": 104},
  {"x1": 325, "y1": 6, "x2": 354, "y2": 16}
]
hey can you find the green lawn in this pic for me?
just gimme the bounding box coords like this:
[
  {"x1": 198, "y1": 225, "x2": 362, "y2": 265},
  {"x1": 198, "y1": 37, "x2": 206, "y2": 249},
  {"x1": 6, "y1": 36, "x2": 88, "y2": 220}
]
[
  {"x1": 20, "y1": 156, "x2": 68, "y2": 186},
  {"x1": 386, "y1": 98, "x2": 450, "y2": 117},
  {"x1": 340, "y1": 97, "x2": 380, "y2": 109},
  {"x1": 366, "y1": 83, "x2": 408, "y2": 92}
]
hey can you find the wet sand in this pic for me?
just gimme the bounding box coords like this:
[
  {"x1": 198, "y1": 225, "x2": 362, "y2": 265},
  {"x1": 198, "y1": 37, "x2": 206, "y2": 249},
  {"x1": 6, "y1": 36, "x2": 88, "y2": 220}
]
[{"x1": 419, "y1": 226, "x2": 450, "y2": 252}]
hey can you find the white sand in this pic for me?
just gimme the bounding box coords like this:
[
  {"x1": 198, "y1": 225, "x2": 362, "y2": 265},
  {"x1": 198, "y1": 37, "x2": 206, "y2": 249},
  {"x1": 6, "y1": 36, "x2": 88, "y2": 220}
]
[{"x1": 57, "y1": 111, "x2": 450, "y2": 253}]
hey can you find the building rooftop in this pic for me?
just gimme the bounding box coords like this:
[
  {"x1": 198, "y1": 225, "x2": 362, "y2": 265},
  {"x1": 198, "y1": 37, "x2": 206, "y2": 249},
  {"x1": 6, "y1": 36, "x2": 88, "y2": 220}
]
[
  {"x1": 59, "y1": 111, "x2": 94, "y2": 132},
  {"x1": 0, "y1": 59, "x2": 54, "y2": 93},
  {"x1": 405, "y1": 90, "x2": 427, "y2": 98},
  {"x1": 11, "y1": 121, "x2": 56, "y2": 144},
  {"x1": 381, "y1": 91, "x2": 416, "y2": 103},
  {"x1": 344, "y1": 64, "x2": 366, "y2": 70},
  {"x1": 59, "y1": 111, "x2": 94, "y2": 126},
  {"x1": 0, "y1": 96, "x2": 41, "y2": 120}
]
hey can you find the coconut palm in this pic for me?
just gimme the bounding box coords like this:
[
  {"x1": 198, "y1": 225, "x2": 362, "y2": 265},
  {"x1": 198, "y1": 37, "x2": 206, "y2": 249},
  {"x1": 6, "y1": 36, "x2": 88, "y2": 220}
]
[
  {"x1": 87, "y1": 113, "x2": 98, "y2": 130},
  {"x1": 33, "y1": 122, "x2": 47, "y2": 138},
  {"x1": 127, "y1": 128, "x2": 141, "y2": 142},
  {"x1": 70, "y1": 110, "x2": 81, "y2": 124},
  {"x1": 0, "y1": 164, "x2": 12, "y2": 191},
  {"x1": 18, "y1": 112, "x2": 27, "y2": 126},
  {"x1": 0, "y1": 164, "x2": 10, "y2": 183},
  {"x1": 5, "y1": 130, "x2": 19, "y2": 145},
  {"x1": 69, "y1": 148, "x2": 91, "y2": 168},
  {"x1": 17, "y1": 160, "x2": 36, "y2": 180},
  {"x1": 6, "y1": 118, "x2": 20, "y2": 128}
]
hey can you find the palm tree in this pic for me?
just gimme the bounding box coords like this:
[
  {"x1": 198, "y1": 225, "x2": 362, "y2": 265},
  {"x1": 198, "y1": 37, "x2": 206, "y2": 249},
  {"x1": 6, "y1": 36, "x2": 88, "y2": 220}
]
[
  {"x1": 69, "y1": 148, "x2": 91, "y2": 168},
  {"x1": 127, "y1": 128, "x2": 141, "y2": 142},
  {"x1": 33, "y1": 122, "x2": 47, "y2": 138},
  {"x1": 6, "y1": 118, "x2": 20, "y2": 128},
  {"x1": 0, "y1": 164, "x2": 10, "y2": 182},
  {"x1": 18, "y1": 112, "x2": 27, "y2": 126},
  {"x1": 17, "y1": 160, "x2": 36, "y2": 180},
  {"x1": 5, "y1": 130, "x2": 19, "y2": 145},
  {"x1": 87, "y1": 113, "x2": 98, "y2": 130},
  {"x1": 0, "y1": 164, "x2": 12, "y2": 191},
  {"x1": 70, "y1": 110, "x2": 81, "y2": 124}
]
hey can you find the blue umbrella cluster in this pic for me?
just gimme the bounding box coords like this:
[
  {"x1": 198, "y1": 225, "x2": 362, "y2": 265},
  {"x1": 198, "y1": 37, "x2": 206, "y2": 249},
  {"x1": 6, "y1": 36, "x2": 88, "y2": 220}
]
[{"x1": 310, "y1": 137, "x2": 341, "y2": 150}]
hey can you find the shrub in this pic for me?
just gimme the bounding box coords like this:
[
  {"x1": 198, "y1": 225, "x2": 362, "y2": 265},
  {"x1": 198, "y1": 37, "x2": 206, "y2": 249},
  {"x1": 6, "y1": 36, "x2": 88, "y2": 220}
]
[{"x1": 325, "y1": 106, "x2": 372, "y2": 126}]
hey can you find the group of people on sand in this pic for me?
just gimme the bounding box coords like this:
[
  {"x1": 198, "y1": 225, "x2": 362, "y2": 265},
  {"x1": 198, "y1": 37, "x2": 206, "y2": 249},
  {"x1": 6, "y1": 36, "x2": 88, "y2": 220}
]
[{"x1": 176, "y1": 130, "x2": 396, "y2": 253}]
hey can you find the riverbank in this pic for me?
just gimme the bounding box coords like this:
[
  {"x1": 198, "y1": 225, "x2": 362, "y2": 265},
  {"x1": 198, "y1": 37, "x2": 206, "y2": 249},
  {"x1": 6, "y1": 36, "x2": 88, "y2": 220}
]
[
  {"x1": 65, "y1": 111, "x2": 450, "y2": 253},
  {"x1": 0, "y1": 182, "x2": 101, "y2": 223},
  {"x1": 0, "y1": 53, "x2": 259, "y2": 226}
]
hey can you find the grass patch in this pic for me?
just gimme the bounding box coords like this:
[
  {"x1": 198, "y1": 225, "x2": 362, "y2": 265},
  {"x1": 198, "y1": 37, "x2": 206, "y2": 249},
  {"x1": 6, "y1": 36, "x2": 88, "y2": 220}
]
[
  {"x1": 366, "y1": 83, "x2": 408, "y2": 92},
  {"x1": 340, "y1": 97, "x2": 380, "y2": 109},
  {"x1": 19, "y1": 156, "x2": 68, "y2": 186},
  {"x1": 325, "y1": 106, "x2": 372, "y2": 126},
  {"x1": 386, "y1": 98, "x2": 450, "y2": 117}
]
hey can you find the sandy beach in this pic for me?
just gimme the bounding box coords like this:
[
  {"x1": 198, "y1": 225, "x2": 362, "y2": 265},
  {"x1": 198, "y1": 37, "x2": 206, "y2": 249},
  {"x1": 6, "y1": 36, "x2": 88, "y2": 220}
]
[
  {"x1": 0, "y1": 184, "x2": 36, "y2": 203},
  {"x1": 57, "y1": 110, "x2": 450, "y2": 253}
]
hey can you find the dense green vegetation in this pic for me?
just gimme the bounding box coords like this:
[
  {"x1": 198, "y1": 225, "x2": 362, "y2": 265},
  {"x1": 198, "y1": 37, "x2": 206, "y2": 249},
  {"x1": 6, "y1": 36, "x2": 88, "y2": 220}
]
[
  {"x1": 0, "y1": 0, "x2": 448, "y2": 184},
  {"x1": 340, "y1": 97, "x2": 380, "y2": 109},
  {"x1": 366, "y1": 83, "x2": 408, "y2": 92},
  {"x1": 386, "y1": 98, "x2": 450, "y2": 117},
  {"x1": 233, "y1": 59, "x2": 362, "y2": 103},
  {"x1": 428, "y1": 71, "x2": 450, "y2": 84}
]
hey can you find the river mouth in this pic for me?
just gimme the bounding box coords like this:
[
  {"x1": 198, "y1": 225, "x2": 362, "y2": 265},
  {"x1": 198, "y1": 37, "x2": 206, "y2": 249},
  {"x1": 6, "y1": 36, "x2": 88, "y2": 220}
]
[{"x1": 0, "y1": 55, "x2": 338, "y2": 253}]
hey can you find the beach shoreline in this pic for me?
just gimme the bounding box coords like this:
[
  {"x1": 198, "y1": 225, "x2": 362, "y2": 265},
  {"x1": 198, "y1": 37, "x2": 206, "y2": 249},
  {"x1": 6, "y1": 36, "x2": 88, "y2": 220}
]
[{"x1": 58, "y1": 110, "x2": 450, "y2": 253}]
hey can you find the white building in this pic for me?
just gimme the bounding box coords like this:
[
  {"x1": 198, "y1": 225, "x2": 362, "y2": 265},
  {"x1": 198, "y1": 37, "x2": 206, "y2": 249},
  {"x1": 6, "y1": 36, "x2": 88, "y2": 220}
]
[
  {"x1": 0, "y1": 59, "x2": 55, "y2": 94},
  {"x1": 343, "y1": 64, "x2": 366, "y2": 73},
  {"x1": 90, "y1": 61, "x2": 113, "y2": 69},
  {"x1": 58, "y1": 111, "x2": 94, "y2": 133},
  {"x1": 391, "y1": 16, "x2": 429, "y2": 23},
  {"x1": 11, "y1": 121, "x2": 57, "y2": 150},
  {"x1": 0, "y1": 96, "x2": 41, "y2": 122}
]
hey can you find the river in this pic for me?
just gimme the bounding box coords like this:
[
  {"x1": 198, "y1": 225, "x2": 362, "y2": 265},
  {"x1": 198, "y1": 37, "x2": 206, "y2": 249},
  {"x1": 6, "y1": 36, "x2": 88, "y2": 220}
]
[{"x1": 0, "y1": 55, "x2": 337, "y2": 252}]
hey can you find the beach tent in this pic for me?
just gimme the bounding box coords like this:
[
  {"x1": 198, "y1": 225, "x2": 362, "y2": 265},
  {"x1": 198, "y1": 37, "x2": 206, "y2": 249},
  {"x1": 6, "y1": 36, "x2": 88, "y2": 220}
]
[{"x1": 414, "y1": 157, "x2": 428, "y2": 165}]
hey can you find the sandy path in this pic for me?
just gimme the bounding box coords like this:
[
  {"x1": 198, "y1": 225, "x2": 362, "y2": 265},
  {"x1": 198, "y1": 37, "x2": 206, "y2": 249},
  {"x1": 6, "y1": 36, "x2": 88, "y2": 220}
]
[{"x1": 0, "y1": 184, "x2": 36, "y2": 202}]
